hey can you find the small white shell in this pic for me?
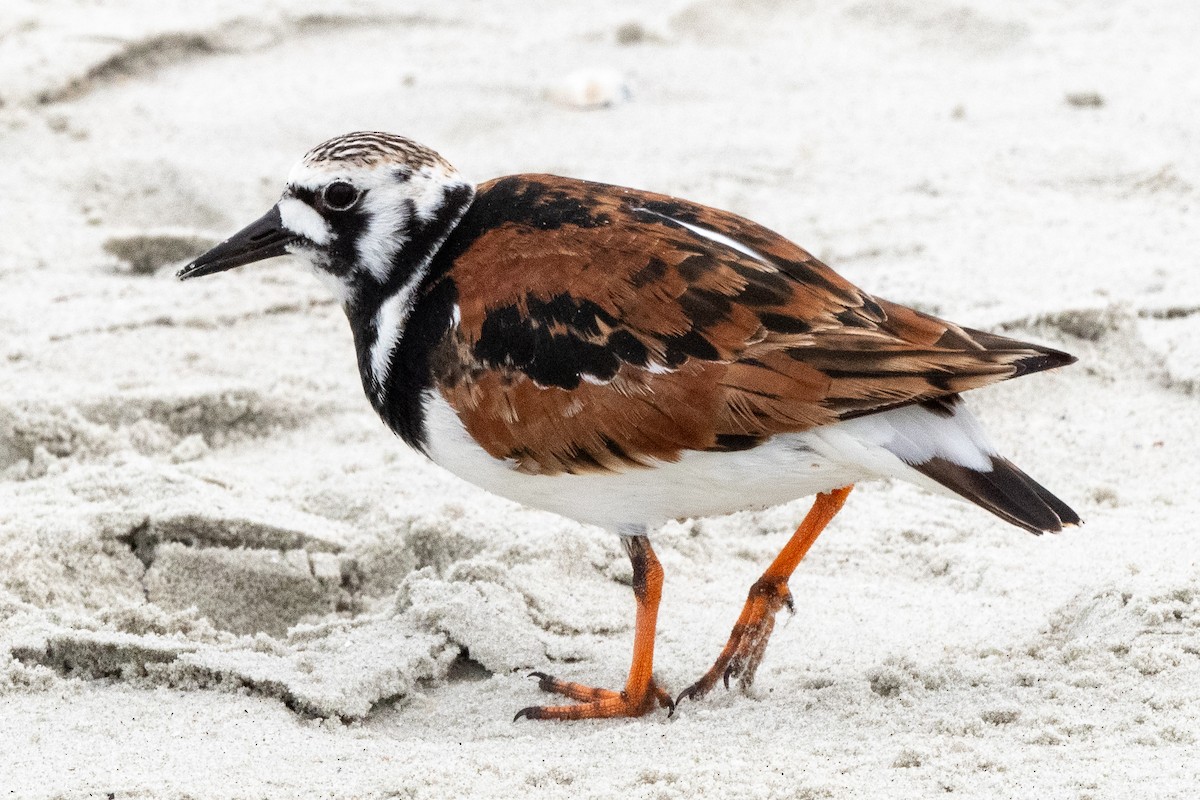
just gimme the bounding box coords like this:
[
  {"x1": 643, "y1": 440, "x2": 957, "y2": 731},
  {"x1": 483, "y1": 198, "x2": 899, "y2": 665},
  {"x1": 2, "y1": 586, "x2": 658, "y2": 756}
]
[{"x1": 544, "y1": 69, "x2": 630, "y2": 110}]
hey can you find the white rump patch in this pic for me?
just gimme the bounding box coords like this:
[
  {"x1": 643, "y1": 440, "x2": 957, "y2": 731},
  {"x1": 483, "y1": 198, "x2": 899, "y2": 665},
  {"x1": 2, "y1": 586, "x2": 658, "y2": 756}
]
[
  {"x1": 833, "y1": 400, "x2": 998, "y2": 472},
  {"x1": 632, "y1": 207, "x2": 769, "y2": 264},
  {"x1": 277, "y1": 197, "x2": 332, "y2": 246}
]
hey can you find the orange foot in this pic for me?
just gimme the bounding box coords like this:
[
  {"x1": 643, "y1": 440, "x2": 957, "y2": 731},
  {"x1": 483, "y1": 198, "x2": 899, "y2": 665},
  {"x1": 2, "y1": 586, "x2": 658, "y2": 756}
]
[
  {"x1": 514, "y1": 671, "x2": 675, "y2": 721},
  {"x1": 676, "y1": 577, "x2": 792, "y2": 703},
  {"x1": 676, "y1": 486, "x2": 852, "y2": 708}
]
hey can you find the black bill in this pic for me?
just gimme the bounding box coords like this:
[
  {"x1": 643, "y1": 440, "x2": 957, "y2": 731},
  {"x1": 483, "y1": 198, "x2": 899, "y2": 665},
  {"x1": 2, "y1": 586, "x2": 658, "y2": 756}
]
[{"x1": 177, "y1": 206, "x2": 294, "y2": 280}]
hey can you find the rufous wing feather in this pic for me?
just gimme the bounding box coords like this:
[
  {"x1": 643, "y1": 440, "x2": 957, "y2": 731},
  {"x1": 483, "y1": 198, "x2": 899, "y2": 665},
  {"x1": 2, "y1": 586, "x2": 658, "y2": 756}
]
[{"x1": 428, "y1": 175, "x2": 1073, "y2": 475}]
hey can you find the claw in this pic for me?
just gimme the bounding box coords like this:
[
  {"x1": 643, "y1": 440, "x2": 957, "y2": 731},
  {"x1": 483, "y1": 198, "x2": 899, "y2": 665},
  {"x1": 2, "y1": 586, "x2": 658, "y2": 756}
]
[
  {"x1": 674, "y1": 685, "x2": 699, "y2": 708},
  {"x1": 528, "y1": 671, "x2": 553, "y2": 689},
  {"x1": 512, "y1": 534, "x2": 670, "y2": 721},
  {"x1": 677, "y1": 488, "x2": 851, "y2": 709},
  {"x1": 518, "y1": 670, "x2": 672, "y2": 720}
]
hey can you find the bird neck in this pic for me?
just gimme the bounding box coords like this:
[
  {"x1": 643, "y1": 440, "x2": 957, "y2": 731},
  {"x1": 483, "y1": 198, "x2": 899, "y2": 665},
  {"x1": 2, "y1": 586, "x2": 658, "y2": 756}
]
[{"x1": 345, "y1": 180, "x2": 474, "y2": 449}]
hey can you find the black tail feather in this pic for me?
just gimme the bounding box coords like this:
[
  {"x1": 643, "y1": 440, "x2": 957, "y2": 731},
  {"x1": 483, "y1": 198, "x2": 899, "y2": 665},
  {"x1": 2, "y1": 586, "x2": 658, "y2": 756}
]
[{"x1": 913, "y1": 455, "x2": 1081, "y2": 535}]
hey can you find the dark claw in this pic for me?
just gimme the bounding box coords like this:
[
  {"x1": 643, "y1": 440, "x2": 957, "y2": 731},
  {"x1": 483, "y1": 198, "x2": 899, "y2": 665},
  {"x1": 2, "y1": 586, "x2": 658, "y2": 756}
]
[
  {"x1": 722, "y1": 665, "x2": 733, "y2": 690},
  {"x1": 784, "y1": 593, "x2": 795, "y2": 614},
  {"x1": 528, "y1": 671, "x2": 556, "y2": 691},
  {"x1": 674, "y1": 685, "x2": 700, "y2": 708},
  {"x1": 514, "y1": 705, "x2": 544, "y2": 722}
]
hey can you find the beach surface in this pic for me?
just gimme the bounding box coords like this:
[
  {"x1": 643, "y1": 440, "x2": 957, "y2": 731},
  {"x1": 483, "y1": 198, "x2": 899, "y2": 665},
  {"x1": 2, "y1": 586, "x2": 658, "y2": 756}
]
[{"x1": 2, "y1": 1, "x2": 1199, "y2": 797}]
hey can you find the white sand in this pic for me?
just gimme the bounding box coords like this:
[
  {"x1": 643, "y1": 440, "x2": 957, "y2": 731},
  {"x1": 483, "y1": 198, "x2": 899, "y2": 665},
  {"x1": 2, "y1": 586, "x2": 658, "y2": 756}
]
[{"x1": 3, "y1": 0, "x2": 1200, "y2": 797}]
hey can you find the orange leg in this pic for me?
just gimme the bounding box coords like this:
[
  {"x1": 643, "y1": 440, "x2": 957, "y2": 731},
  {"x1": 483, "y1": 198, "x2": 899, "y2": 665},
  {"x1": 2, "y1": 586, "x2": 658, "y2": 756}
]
[
  {"x1": 677, "y1": 485, "x2": 853, "y2": 705},
  {"x1": 514, "y1": 535, "x2": 673, "y2": 720}
]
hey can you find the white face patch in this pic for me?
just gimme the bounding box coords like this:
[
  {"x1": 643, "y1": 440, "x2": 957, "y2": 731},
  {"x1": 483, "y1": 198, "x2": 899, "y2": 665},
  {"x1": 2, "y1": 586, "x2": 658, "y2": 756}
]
[
  {"x1": 408, "y1": 165, "x2": 461, "y2": 221},
  {"x1": 277, "y1": 196, "x2": 332, "y2": 246},
  {"x1": 284, "y1": 159, "x2": 471, "y2": 286},
  {"x1": 356, "y1": 189, "x2": 411, "y2": 283}
]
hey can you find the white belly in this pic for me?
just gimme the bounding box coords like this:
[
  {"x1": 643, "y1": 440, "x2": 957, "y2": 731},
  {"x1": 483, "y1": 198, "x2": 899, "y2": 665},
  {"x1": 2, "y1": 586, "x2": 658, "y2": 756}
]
[{"x1": 420, "y1": 392, "x2": 873, "y2": 533}]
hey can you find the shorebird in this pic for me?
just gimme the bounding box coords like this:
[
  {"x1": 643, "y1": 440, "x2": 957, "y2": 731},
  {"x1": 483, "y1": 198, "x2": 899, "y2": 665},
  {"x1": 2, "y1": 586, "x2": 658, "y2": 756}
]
[{"x1": 179, "y1": 131, "x2": 1079, "y2": 720}]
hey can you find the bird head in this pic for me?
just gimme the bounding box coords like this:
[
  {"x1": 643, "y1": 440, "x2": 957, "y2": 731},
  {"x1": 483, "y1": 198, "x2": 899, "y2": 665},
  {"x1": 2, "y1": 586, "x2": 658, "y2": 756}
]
[{"x1": 178, "y1": 132, "x2": 475, "y2": 307}]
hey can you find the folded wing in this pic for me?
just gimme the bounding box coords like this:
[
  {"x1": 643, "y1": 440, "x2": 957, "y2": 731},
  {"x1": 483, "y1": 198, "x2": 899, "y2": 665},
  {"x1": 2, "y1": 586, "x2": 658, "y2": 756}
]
[{"x1": 430, "y1": 174, "x2": 1073, "y2": 475}]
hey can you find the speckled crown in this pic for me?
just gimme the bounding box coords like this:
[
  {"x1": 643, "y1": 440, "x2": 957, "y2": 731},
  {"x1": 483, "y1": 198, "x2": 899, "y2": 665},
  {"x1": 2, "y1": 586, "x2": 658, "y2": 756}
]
[{"x1": 302, "y1": 131, "x2": 454, "y2": 171}]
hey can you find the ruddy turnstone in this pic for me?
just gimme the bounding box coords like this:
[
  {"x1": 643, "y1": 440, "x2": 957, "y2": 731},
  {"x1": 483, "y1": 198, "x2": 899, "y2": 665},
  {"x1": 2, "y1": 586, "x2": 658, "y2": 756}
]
[{"x1": 179, "y1": 131, "x2": 1079, "y2": 721}]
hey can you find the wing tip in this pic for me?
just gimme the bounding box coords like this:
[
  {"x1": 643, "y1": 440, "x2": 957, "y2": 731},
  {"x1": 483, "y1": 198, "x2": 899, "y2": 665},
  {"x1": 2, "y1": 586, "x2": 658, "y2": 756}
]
[{"x1": 1012, "y1": 346, "x2": 1077, "y2": 378}]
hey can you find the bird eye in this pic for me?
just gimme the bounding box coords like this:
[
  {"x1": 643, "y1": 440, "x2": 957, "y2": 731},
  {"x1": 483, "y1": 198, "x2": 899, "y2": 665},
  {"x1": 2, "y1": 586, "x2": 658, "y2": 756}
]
[{"x1": 322, "y1": 181, "x2": 360, "y2": 211}]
